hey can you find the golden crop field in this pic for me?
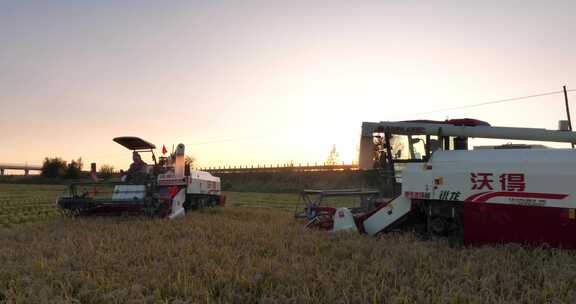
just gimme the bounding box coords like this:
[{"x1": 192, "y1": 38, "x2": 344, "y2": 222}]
[
  {"x1": 1, "y1": 184, "x2": 576, "y2": 303},
  {"x1": 0, "y1": 184, "x2": 65, "y2": 228}
]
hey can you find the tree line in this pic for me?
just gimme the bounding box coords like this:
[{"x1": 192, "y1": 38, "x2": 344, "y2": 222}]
[{"x1": 41, "y1": 157, "x2": 115, "y2": 179}]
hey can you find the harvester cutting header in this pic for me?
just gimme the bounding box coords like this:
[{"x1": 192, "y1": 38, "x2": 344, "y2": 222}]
[
  {"x1": 299, "y1": 119, "x2": 576, "y2": 248},
  {"x1": 57, "y1": 137, "x2": 224, "y2": 219}
]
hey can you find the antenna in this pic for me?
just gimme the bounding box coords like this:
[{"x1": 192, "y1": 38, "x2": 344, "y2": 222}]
[{"x1": 563, "y1": 85, "x2": 574, "y2": 149}]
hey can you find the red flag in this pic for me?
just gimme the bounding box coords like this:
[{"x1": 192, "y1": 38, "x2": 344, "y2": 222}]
[{"x1": 162, "y1": 145, "x2": 168, "y2": 155}]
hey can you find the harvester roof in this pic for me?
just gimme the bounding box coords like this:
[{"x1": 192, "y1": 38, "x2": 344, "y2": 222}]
[{"x1": 113, "y1": 137, "x2": 156, "y2": 151}]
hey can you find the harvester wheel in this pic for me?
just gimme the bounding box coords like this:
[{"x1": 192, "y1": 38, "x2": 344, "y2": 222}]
[
  {"x1": 427, "y1": 214, "x2": 463, "y2": 245},
  {"x1": 143, "y1": 198, "x2": 161, "y2": 217},
  {"x1": 184, "y1": 196, "x2": 200, "y2": 210},
  {"x1": 429, "y1": 216, "x2": 447, "y2": 236},
  {"x1": 197, "y1": 197, "x2": 207, "y2": 209}
]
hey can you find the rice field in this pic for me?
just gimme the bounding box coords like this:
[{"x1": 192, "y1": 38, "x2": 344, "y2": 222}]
[
  {"x1": 225, "y1": 191, "x2": 366, "y2": 211},
  {"x1": 0, "y1": 184, "x2": 64, "y2": 228},
  {"x1": 0, "y1": 185, "x2": 361, "y2": 224},
  {"x1": 0, "y1": 184, "x2": 302, "y2": 227},
  {"x1": 2, "y1": 184, "x2": 576, "y2": 303}
]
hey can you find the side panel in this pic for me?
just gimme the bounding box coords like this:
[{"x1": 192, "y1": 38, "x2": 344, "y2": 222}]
[
  {"x1": 112, "y1": 185, "x2": 146, "y2": 200},
  {"x1": 428, "y1": 150, "x2": 576, "y2": 208},
  {"x1": 363, "y1": 195, "x2": 412, "y2": 236},
  {"x1": 332, "y1": 208, "x2": 358, "y2": 232},
  {"x1": 358, "y1": 162, "x2": 429, "y2": 236},
  {"x1": 168, "y1": 189, "x2": 186, "y2": 219},
  {"x1": 188, "y1": 179, "x2": 220, "y2": 195},
  {"x1": 187, "y1": 170, "x2": 221, "y2": 195},
  {"x1": 464, "y1": 202, "x2": 576, "y2": 248}
]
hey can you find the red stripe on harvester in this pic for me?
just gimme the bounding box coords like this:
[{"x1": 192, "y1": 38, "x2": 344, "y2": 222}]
[
  {"x1": 464, "y1": 191, "x2": 491, "y2": 202},
  {"x1": 472, "y1": 192, "x2": 568, "y2": 203}
]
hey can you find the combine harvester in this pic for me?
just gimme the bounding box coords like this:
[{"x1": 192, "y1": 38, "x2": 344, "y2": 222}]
[
  {"x1": 299, "y1": 119, "x2": 576, "y2": 248},
  {"x1": 57, "y1": 137, "x2": 224, "y2": 219}
]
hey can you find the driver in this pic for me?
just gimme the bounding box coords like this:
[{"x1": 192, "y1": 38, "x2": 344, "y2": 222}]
[
  {"x1": 124, "y1": 152, "x2": 148, "y2": 182},
  {"x1": 129, "y1": 152, "x2": 147, "y2": 173}
]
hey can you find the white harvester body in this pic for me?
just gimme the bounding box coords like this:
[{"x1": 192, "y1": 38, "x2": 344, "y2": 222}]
[
  {"x1": 187, "y1": 170, "x2": 221, "y2": 195},
  {"x1": 359, "y1": 149, "x2": 576, "y2": 239},
  {"x1": 308, "y1": 119, "x2": 576, "y2": 248},
  {"x1": 405, "y1": 149, "x2": 576, "y2": 208},
  {"x1": 157, "y1": 145, "x2": 223, "y2": 217}
]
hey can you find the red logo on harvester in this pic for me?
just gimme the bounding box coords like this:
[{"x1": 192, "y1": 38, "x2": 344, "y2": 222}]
[
  {"x1": 499, "y1": 173, "x2": 525, "y2": 192},
  {"x1": 466, "y1": 172, "x2": 567, "y2": 203},
  {"x1": 471, "y1": 172, "x2": 526, "y2": 191},
  {"x1": 471, "y1": 173, "x2": 494, "y2": 190}
]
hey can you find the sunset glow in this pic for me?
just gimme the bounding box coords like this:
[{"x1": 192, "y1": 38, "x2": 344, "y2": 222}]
[{"x1": 2, "y1": 1, "x2": 575, "y2": 171}]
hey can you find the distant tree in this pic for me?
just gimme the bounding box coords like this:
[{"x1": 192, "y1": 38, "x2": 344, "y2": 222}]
[
  {"x1": 99, "y1": 165, "x2": 115, "y2": 179},
  {"x1": 325, "y1": 145, "x2": 340, "y2": 166},
  {"x1": 185, "y1": 155, "x2": 196, "y2": 169},
  {"x1": 41, "y1": 157, "x2": 67, "y2": 178},
  {"x1": 64, "y1": 158, "x2": 83, "y2": 179}
]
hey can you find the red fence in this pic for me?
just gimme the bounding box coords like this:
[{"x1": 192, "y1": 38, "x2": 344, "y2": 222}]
[{"x1": 200, "y1": 162, "x2": 359, "y2": 174}]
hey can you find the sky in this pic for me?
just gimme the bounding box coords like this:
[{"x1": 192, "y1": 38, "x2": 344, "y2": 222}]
[{"x1": 1, "y1": 0, "x2": 576, "y2": 171}]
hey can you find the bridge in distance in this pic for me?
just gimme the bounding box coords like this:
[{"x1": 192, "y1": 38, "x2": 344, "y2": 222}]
[{"x1": 0, "y1": 163, "x2": 42, "y2": 175}]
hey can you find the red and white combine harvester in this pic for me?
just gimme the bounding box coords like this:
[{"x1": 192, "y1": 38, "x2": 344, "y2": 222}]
[
  {"x1": 299, "y1": 119, "x2": 576, "y2": 248},
  {"x1": 57, "y1": 137, "x2": 224, "y2": 219}
]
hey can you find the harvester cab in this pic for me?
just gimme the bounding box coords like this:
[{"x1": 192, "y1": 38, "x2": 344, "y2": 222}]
[
  {"x1": 113, "y1": 136, "x2": 157, "y2": 163},
  {"x1": 113, "y1": 136, "x2": 158, "y2": 184},
  {"x1": 57, "y1": 137, "x2": 224, "y2": 219}
]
